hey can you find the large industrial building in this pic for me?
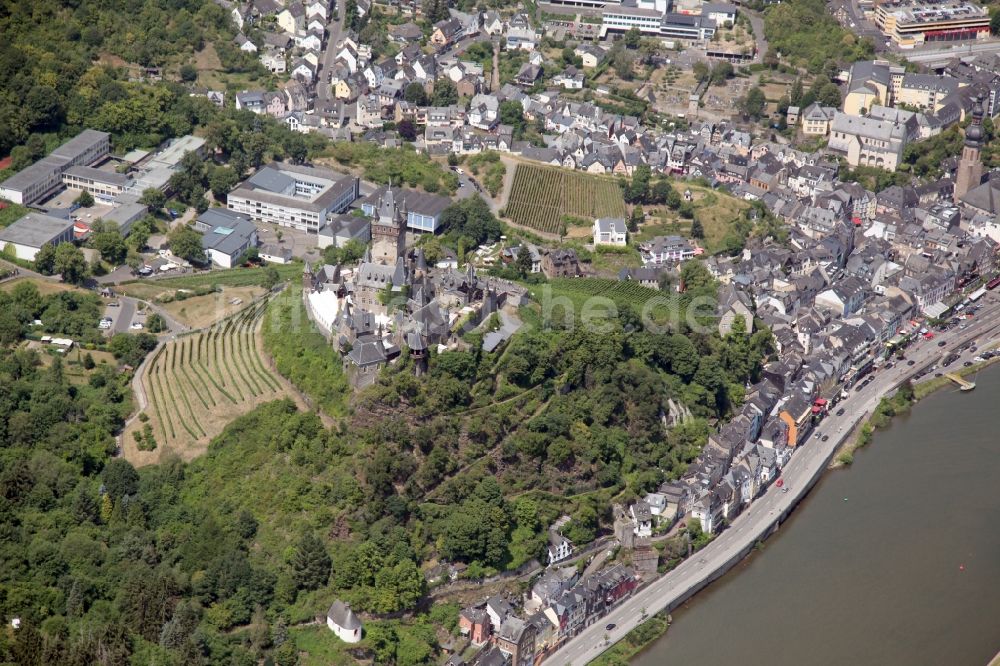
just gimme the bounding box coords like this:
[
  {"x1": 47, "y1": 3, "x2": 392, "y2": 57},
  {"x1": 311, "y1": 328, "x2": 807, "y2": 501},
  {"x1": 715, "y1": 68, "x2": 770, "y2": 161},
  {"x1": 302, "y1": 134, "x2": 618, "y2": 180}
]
[
  {"x1": 0, "y1": 130, "x2": 111, "y2": 205},
  {"x1": 874, "y1": 0, "x2": 990, "y2": 47},
  {"x1": 227, "y1": 163, "x2": 359, "y2": 232}
]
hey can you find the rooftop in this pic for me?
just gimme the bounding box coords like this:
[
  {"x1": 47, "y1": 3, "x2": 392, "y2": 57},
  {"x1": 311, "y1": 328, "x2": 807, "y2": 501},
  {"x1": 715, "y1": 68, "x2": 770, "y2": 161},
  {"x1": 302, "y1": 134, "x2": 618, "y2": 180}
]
[{"x1": 0, "y1": 212, "x2": 75, "y2": 248}]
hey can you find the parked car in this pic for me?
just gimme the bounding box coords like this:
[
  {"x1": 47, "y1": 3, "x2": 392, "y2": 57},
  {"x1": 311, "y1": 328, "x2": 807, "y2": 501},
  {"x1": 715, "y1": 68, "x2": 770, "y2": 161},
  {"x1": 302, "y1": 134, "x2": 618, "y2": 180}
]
[{"x1": 130, "y1": 322, "x2": 144, "y2": 330}]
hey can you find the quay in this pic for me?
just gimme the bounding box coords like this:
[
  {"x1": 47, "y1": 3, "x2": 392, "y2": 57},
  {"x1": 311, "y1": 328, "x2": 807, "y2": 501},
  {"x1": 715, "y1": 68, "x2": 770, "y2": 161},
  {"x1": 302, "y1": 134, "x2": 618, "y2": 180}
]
[{"x1": 944, "y1": 372, "x2": 976, "y2": 391}]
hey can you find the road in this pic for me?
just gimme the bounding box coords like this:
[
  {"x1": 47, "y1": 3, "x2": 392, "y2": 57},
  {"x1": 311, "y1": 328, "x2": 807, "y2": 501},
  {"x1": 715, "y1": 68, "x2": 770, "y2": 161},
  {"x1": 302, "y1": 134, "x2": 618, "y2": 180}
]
[
  {"x1": 744, "y1": 10, "x2": 768, "y2": 63},
  {"x1": 316, "y1": 1, "x2": 347, "y2": 107},
  {"x1": 545, "y1": 292, "x2": 1000, "y2": 666}
]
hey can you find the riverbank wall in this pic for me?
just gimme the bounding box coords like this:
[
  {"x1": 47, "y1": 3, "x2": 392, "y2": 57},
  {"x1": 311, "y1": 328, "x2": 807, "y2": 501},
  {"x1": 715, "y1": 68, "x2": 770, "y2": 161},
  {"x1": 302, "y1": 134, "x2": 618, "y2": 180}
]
[{"x1": 651, "y1": 413, "x2": 868, "y2": 619}]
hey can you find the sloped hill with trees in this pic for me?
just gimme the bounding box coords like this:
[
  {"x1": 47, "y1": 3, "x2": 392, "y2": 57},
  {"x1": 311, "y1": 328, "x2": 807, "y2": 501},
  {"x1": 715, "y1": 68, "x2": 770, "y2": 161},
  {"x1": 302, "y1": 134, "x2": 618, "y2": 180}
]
[{"x1": 0, "y1": 259, "x2": 774, "y2": 664}]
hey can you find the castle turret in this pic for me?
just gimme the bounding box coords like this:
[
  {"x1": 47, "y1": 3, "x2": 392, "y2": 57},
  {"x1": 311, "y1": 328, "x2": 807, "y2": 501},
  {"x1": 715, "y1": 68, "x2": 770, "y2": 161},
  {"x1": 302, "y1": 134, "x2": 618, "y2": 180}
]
[{"x1": 371, "y1": 186, "x2": 406, "y2": 265}]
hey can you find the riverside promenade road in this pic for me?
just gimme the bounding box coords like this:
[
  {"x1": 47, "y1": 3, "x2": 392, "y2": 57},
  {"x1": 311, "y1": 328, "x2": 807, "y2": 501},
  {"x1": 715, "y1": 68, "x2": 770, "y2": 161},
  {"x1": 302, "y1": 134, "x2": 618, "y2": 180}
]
[{"x1": 547, "y1": 292, "x2": 1000, "y2": 666}]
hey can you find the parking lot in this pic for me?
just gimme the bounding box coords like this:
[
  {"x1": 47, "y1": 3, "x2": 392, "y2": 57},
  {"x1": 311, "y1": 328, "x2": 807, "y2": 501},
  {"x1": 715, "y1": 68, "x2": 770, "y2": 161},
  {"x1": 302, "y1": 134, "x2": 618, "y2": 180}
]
[{"x1": 99, "y1": 297, "x2": 150, "y2": 335}]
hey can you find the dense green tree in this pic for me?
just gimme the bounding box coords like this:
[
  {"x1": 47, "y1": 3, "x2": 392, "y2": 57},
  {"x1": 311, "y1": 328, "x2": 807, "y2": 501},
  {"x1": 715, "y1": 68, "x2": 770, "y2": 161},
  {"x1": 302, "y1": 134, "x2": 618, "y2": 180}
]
[
  {"x1": 102, "y1": 459, "x2": 139, "y2": 499},
  {"x1": 290, "y1": 533, "x2": 331, "y2": 591},
  {"x1": 432, "y1": 79, "x2": 458, "y2": 106},
  {"x1": 499, "y1": 100, "x2": 526, "y2": 138},
  {"x1": 90, "y1": 224, "x2": 127, "y2": 264},
  {"x1": 34, "y1": 242, "x2": 57, "y2": 274},
  {"x1": 740, "y1": 87, "x2": 766, "y2": 118},
  {"x1": 75, "y1": 190, "x2": 95, "y2": 207},
  {"x1": 404, "y1": 82, "x2": 428, "y2": 106},
  {"x1": 208, "y1": 165, "x2": 240, "y2": 200},
  {"x1": 139, "y1": 188, "x2": 167, "y2": 211},
  {"x1": 515, "y1": 245, "x2": 533, "y2": 277},
  {"x1": 167, "y1": 224, "x2": 206, "y2": 263},
  {"x1": 623, "y1": 27, "x2": 642, "y2": 49},
  {"x1": 54, "y1": 244, "x2": 88, "y2": 284}
]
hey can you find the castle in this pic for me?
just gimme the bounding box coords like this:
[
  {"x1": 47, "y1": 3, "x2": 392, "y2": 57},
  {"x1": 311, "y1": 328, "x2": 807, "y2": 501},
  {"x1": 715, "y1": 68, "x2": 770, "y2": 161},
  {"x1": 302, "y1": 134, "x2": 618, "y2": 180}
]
[{"x1": 304, "y1": 188, "x2": 525, "y2": 388}]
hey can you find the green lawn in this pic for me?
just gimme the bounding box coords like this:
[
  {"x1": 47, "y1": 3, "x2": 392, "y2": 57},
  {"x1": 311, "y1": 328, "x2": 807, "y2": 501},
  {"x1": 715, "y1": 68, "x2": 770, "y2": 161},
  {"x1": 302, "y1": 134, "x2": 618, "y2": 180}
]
[
  {"x1": 121, "y1": 263, "x2": 302, "y2": 290},
  {"x1": 290, "y1": 625, "x2": 357, "y2": 666},
  {"x1": 0, "y1": 201, "x2": 29, "y2": 228}
]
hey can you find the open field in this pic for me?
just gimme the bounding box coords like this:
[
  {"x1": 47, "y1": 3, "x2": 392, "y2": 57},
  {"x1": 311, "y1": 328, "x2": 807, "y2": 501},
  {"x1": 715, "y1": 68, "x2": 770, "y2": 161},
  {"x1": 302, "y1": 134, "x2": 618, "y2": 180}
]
[
  {"x1": 503, "y1": 164, "x2": 626, "y2": 236},
  {"x1": 0, "y1": 277, "x2": 86, "y2": 297},
  {"x1": 640, "y1": 183, "x2": 750, "y2": 254},
  {"x1": 120, "y1": 262, "x2": 302, "y2": 290},
  {"x1": 123, "y1": 300, "x2": 290, "y2": 465},
  {"x1": 117, "y1": 283, "x2": 266, "y2": 328}
]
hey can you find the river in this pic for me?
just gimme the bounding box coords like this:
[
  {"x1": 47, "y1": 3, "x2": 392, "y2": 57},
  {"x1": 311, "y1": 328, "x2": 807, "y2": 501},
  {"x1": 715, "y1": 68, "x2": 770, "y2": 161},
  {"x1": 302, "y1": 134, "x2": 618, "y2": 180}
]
[{"x1": 635, "y1": 366, "x2": 1000, "y2": 666}]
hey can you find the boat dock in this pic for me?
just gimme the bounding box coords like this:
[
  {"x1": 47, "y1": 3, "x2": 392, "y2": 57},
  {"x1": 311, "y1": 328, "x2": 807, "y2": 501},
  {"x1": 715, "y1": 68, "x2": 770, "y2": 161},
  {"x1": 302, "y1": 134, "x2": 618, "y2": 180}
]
[{"x1": 944, "y1": 373, "x2": 976, "y2": 391}]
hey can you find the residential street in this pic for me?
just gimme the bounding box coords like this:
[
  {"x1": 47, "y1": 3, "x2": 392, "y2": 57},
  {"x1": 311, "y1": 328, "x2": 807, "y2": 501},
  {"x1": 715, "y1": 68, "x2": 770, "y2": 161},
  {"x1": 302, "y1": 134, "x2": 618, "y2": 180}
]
[
  {"x1": 316, "y1": 1, "x2": 347, "y2": 109},
  {"x1": 546, "y1": 292, "x2": 1000, "y2": 666}
]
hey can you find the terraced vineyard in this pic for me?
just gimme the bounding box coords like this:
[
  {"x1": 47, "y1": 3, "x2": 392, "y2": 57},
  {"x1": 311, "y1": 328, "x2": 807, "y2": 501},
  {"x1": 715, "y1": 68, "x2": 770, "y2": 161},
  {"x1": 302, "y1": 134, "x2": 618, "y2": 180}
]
[
  {"x1": 125, "y1": 299, "x2": 288, "y2": 463},
  {"x1": 504, "y1": 164, "x2": 627, "y2": 235}
]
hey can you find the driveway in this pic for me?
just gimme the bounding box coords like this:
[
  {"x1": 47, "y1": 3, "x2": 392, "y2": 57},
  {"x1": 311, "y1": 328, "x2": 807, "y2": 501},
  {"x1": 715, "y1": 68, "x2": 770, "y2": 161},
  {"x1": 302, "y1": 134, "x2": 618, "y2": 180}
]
[{"x1": 103, "y1": 298, "x2": 136, "y2": 335}]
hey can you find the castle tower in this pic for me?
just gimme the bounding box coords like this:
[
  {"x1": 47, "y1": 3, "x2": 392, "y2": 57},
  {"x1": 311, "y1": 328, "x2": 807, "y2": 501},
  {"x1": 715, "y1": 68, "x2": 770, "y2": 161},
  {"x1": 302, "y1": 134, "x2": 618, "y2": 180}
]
[
  {"x1": 371, "y1": 187, "x2": 406, "y2": 265},
  {"x1": 955, "y1": 96, "x2": 985, "y2": 204}
]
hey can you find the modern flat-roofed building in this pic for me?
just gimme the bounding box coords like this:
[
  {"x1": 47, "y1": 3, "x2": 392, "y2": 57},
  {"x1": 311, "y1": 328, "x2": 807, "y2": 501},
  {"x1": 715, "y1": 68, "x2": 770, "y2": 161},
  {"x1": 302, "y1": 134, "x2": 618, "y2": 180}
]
[
  {"x1": 359, "y1": 185, "x2": 451, "y2": 233},
  {"x1": 0, "y1": 212, "x2": 76, "y2": 260},
  {"x1": 119, "y1": 135, "x2": 208, "y2": 198},
  {"x1": 0, "y1": 130, "x2": 111, "y2": 205},
  {"x1": 100, "y1": 201, "x2": 148, "y2": 237},
  {"x1": 62, "y1": 166, "x2": 129, "y2": 203},
  {"x1": 874, "y1": 0, "x2": 990, "y2": 47},
  {"x1": 228, "y1": 163, "x2": 359, "y2": 232},
  {"x1": 601, "y1": 1, "x2": 717, "y2": 39}
]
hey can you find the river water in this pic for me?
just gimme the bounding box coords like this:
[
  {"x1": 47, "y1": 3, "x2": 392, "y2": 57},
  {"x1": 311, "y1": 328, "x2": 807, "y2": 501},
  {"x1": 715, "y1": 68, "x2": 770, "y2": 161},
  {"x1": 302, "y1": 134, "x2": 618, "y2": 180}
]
[{"x1": 635, "y1": 367, "x2": 1000, "y2": 666}]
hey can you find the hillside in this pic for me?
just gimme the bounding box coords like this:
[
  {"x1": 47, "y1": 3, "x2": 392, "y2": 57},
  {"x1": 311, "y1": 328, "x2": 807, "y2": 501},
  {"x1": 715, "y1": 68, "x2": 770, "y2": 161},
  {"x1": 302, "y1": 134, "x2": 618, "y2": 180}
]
[{"x1": 0, "y1": 259, "x2": 775, "y2": 664}]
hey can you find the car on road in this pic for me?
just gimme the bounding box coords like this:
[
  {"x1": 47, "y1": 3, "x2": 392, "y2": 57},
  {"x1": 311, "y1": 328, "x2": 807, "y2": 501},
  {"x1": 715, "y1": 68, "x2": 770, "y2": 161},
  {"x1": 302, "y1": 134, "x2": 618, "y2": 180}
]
[
  {"x1": 822, "y1": 435, "x2": 829, "y2": 442},
  {"x1": 964, "y1": 360, "x2": 974, "y2": 367},
  {"x1": 814, "y1": 431, "x2": 822, "y2": 439},
  {"x1": 907, "y1": 359, "x2": 916, "y2": 366},
  {"x1": 605, "y1": 623, "x2": 616, "y2": 631},
  {"x1": 836, "y1": 407, "x2": 845, "y2": 416},
  {"x1": 938, "y1": 340, "x2": 947, "y2": 346}
]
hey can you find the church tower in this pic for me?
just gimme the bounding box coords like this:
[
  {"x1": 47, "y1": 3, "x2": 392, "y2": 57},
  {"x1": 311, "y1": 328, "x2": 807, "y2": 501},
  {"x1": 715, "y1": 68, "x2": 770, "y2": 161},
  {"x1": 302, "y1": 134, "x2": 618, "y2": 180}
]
[
  {"x1": 955, "y1": 96, "x2": 985, "y2": 204},
  {"x1": 371, "y1": 187, "x2": 406, "y2": 265}
]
